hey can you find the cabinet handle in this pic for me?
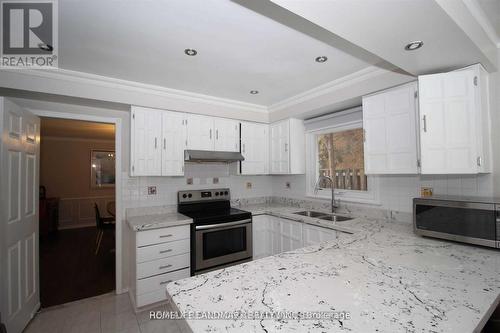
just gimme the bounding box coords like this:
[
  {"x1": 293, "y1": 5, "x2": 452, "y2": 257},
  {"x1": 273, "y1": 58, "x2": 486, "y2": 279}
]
[
  {"x1": 216, "y1": 129, "x2": 219, "y2": 140},
  {"x1": 159, "y1": 264, "x2": 172, "y2": 270},
  {"x1": 160, "y1": 280, "x2": 172, "y2": 285},
  {"x1": 422, "y1": 115, "x2": 427, "y2": 133},
  {"x1": 477, "y1": 156, "x2": 482, "y2": 167},
  {"x1": 159, "y1": 234, "x2": 173, "y2": 238},
  {"x1": 210, "y1": 129, "x2": 212, "y2": 139},
  {"x1": 155, "y1": 137, "x2": 158, "y2": 148},
  {"x1": 284, "y1": 143, "x2": 288, "y2": 152},
  {"x1": 163, "y1": 138, "x2": 166, "y2": 150},
  {"x1": 160, "y1": 249, "x2": 172, "y2": 254}
]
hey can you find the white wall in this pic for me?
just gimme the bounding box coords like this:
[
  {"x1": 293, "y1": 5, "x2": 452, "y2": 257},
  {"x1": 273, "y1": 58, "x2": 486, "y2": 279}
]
[{"x1": 271, "y1": 173, "x2": 494, "y2": 214}]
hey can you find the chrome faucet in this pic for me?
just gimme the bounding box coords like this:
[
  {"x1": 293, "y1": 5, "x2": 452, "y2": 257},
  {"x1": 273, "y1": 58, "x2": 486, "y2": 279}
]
[{"x1": 314, "y1": 175, "x2": 339, "y2": 214}]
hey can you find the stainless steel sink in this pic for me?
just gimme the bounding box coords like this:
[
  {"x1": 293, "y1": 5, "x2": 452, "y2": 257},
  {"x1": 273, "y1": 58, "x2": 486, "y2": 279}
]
[
  {"x1": 317, "y1": 215, "x2": 353, "y2": 222},
  {"x1": 294, "y1": 211, "x2": 329, "y2": 218},
  {"x1": 294, "y1": 211, "x2": 353, "y2": 222}
]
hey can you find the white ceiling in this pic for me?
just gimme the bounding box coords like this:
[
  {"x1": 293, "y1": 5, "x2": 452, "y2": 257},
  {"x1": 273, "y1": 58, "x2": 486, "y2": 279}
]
[
  {"x1": 41, "y1": 117, "x2": 115, "y2": 140},
  {"x1": 477, "y1": 0, "x2": 500, "y2": 43},
  {"x1": 58, "y1": 0, "x2": 374, "y2": 106}
]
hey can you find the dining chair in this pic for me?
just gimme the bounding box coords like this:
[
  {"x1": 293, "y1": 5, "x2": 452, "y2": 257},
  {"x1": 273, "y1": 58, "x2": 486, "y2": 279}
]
[{"x1": 94, "y1": 203, "x2": 115, "y2": 255}]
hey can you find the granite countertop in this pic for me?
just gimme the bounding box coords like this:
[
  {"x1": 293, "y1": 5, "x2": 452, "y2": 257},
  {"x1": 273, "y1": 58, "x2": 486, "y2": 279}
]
[
  {"x1": 166, "y1": 204, "x2": 500, "y2": 333},
  {"x1": 127, "y1": 212, "x2": 192, "y2": 231}
]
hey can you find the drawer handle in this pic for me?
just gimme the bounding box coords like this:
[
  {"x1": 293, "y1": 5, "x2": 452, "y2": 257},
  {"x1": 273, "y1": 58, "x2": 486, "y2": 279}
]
[
  {"x1": 160, "y1": 280, "x2": 172, "y2": 285},
  {"x1": 159, "y1": 264, "x2": 172, "y2": 270},
  {"x1": 159, "y1": 234, "x2": 173, "y2": 238},
  {"x1": 159, "y1": 249, "x2": 172, "y2": 254}
]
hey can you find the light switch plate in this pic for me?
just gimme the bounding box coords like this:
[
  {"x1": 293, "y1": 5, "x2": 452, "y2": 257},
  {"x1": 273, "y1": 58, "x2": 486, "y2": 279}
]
[
  {"x1": 186, "y1": 178, "x2": 193, "y2": 185},
  {"x1": 213, "y1": 177, "x2": 219, "y2": 184},
  {"x1": 285, "y1": 182, "x2": 291, "y2": 189},
  {"x1": 147, "y1": 186, "x2": 157, "y2": 195},
  {"x1": 246, "y1": 182, "x2": 252, "y2": 189}
]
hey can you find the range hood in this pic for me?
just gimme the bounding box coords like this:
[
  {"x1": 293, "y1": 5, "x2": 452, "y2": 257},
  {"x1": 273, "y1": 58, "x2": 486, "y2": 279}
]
[{"x1": 184, "y1": 150, "x2": 245, "y2": 163}]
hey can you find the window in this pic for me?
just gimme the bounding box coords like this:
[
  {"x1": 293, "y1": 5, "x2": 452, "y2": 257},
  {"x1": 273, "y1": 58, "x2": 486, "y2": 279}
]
[{"x1": 316, "y1": 128, "x2": 367, "y2": 191}]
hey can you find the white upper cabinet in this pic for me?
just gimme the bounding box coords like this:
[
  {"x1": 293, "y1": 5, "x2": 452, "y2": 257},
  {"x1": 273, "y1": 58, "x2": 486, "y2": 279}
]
[
  {"x1": 186, "y1": 114, "x2": 214, "y2": 151},
  {"x1": 363, "y1": 82, "x2": 419, "y2": 174},
  {"x1": 131, "y1": 107, "x2": 187, "y2": 176},
  {"x1": 418, "y1": 64, "x2": 491, "y2": 174},
  {"x1": 240, "y1": 122, "x2": 269, "y2": 175},
  {"x1": 214, "y1": 118, "x2": 239, "y2": 152},
  {"x1": 131, "y1": 106, "x2": 162, "y2": 176},
  {"x1": 161, "y1": 111, "x2": 187, "y2": 176},
  {"x1": 270, "y1": 118, "x2": 305, "y2": 174}
]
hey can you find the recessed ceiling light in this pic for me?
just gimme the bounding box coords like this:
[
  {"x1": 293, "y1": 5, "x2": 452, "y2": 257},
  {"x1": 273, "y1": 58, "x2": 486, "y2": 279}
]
[
  {"x1": 249, "y1": 90, "x2": 259, "y2": 95},
  {"x1": 315, "y1": 56, "x2": 328, "y2": 63},
  {"x1": 404, "y1": 41, "x2": 423, "y2": 51},
  {"x1": 184, "y1": 49, "x2": 197, "y2": 56}
]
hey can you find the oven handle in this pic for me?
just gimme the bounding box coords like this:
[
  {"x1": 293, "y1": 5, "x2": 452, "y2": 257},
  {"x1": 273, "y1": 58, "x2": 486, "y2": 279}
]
[{"x1": 195, "y1": 219, "x2": 252, "y2": 230}]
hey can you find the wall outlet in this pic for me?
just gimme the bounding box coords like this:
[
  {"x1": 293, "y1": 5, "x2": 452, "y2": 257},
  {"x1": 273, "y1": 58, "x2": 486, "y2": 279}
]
[
  {"x1": 246, "y1": 182, "x2": 252, "y2": 189},
  {"x1": 213, "y1": 177, "x2": 219, "y2": 184},
  {"x1": 285, "y1": 182, "x2": 291, "y2": 189},
  {"x1": 186, "y1": 178, "x2": 193, "y2": 185},
  {"x1": 147, "y1": 186, "x2": 157, "y2": 195}
]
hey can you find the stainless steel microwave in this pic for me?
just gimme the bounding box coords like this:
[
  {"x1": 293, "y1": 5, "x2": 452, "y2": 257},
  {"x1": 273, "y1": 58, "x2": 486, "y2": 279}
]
[{"x1": 413, "y1": 196, "x2": 500, "y2": 249}]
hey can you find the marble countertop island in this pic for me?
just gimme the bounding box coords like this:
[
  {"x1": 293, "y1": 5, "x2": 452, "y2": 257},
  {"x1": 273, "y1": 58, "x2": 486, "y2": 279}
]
[{"x1": 166, "y1": 204, "x2": 500, "y2": 333}]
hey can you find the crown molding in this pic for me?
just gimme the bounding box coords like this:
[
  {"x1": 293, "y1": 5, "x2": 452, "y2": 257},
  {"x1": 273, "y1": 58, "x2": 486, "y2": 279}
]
[
  {"x1": 268, "y1": 66, "x2": 389, "y2": 113},
  {"x1": 1, "y1": 68, "x2": 268, "y2": 114},
  {"x1": 462, "y1": 0, "x2": 500, "y2": 49}
]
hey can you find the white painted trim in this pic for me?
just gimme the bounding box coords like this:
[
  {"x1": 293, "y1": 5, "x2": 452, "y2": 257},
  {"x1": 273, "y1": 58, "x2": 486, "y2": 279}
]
[
  {"x1": 41, "y1": 136, "x2": 115, "y2": 143},
  {"x1": 268, "y1": 66, "x2": 389, "y2": 113},
  {"x1": 464, "y1": 0, "x2": 500, "y2": 47},
  {"x1": 3, "y1": 68, "x2": 268, "y2": 114},
  {"x1": 30, "y1": 109, "x2": 125, "y2": 294}
]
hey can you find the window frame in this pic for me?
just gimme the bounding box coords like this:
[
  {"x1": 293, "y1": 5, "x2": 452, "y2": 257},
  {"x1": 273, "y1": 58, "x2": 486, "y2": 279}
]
[{"x1": 305, "y1": 120, "x2": 380, "y2": 205}]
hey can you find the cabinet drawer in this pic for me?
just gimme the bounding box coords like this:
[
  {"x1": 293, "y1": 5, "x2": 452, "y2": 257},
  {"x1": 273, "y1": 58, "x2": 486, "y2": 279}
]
[
  {"x1": 136, "y1": 289, "x2": 167, "y2": 308},
  {"x1": 137, "y1": 268, "x2": 190, "y2": 295},
  {"x1": 137, "y1": 225, "x2": 190, "y2": 247},
  {"x1": 137, "y1": 253, "x2": 190, "y2": 279},
  {"x1": 137, "y1": 238, "x2": 189, "y2": 263}
]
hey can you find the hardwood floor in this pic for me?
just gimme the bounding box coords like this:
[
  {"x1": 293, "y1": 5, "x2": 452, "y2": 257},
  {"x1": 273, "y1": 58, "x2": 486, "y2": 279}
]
[{"x1": 40, "y1": 226, "x2": 115, "y2": 308}]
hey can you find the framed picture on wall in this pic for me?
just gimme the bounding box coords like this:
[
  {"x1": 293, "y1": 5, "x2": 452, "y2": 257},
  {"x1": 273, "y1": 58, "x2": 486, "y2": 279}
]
[{"x1": 91, "y1": 150, "x2": 115, "y2": 189}]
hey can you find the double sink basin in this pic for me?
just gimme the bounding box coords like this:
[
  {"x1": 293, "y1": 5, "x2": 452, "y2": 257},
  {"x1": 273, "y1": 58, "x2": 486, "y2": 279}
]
[{"x1": 293, "y1": 210, "x2": 353, "y2": 222}]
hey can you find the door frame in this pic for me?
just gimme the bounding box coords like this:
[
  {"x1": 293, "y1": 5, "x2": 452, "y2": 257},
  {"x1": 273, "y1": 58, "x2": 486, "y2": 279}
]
[{"x1": 29, "y1": 109, "x2": 124, "y2": 294}]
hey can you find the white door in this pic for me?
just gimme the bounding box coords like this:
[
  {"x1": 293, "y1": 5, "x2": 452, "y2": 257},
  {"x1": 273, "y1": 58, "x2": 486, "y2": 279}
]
[
  {"x1": 363, "y1": 82, "x2": 419, "y2": 174},
  {"x1": 131, "y1": 107, "x2": 162, "y2": 176},
  {"x1": 241, "y1": 122, "x2": 269, "y2": 175},
  {"x1": 161, "y1": 111, "x2": 186, "y2": 176},
  {"x1": 270, "y1": 121, "x2": 289, "y2": 174},
  {"x1": 0, "y1": 98, "x2": 40, "y2": 333},
  {"x1": 214, "y1": 118, "x2": 239, "y2": 152},
  {"x1": 280, "y1": 219, "x2": 302, "y2": 252},
  {"x1": 186, "y1": 114, "x2": 214, "y2": 151},
  {"x1": 419, "y1": 70, "x2": 478, "y2": 174}
]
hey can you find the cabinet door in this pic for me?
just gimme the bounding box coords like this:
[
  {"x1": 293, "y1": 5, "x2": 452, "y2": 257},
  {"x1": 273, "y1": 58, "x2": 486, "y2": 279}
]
[
  {"x1": 280, "y1": 219, "x2": 303, "y2": 252},
  {"x1": 186, "y1": 114, "x2": 214, "y2": 151},
  {"x1": 270, "y1": 217, "x2": 282, "y2": 255},
  {"x1": 303, "y1": 224, "x2": 336, "y2": 246},
  {"x1": 252, "y1": 215, "x2": 271, "y2": 259},
  {"x1": 270, "y1": 121, "x2": 289, "y2": 174},
  {"x1": 214, "y1": 118, "x2": 239, "y2": 152},
  {"x1": 241, "y1": 122, "x2": 269, "y2": 175},
  {"x1": 131, "y1": 107, "x2": 162, "y2": 176},
  {"x1": 161, "y1": 111, "x2": 186, "y2": 176},
  {"x1": 419, "y1": 70, "x2": 478, "y2": 174},
  {"x1": 363, "y1": 82, "x2": 418, "y2": 174}
]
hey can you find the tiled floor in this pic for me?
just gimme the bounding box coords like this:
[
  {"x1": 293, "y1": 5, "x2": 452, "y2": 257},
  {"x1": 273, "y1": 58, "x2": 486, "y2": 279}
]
[{"x1": 24, "y1": 292, "x2": 181, "y2": 333}]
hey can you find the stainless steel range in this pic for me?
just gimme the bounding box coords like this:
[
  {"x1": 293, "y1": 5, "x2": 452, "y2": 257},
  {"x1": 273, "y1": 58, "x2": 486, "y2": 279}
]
[{"x1": 177, "y1": 189, "x2": 252, "y2": 275}]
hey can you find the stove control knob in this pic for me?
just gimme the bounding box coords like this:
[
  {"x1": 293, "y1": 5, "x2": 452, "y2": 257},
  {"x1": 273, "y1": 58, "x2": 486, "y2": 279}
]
[
  {"x1": 188, "y1": 193, "x2": 192, "y2": 198},
  {"x1": 215, "y1": 192, "x2": 219, "y2": 196},
  {"x1": 224, "y1": 191, "x2": 228, "y2": 195},
  {"x1": 182, "y1": 194, "x2": 187, "y2": 199}
]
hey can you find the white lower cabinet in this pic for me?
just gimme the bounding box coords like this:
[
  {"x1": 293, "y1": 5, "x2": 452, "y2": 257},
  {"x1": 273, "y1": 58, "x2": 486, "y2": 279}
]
[
  {"x1": 252, "y1": 215, "x2": 336, "y2": 259},
  {"x1": 129, "y1": 224, "x2": 190, "y2": 310}
]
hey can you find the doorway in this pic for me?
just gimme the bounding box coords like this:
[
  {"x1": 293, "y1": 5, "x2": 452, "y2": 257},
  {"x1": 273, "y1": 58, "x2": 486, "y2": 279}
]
[{"x1": 39, "y1": 117, "x2": 116, "y2": 307}]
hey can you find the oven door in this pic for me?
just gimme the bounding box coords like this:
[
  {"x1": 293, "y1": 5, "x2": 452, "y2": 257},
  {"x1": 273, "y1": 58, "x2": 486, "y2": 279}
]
[
  {"x1": 195, "y1": 219, "x2": 252, "y2": 272},
  {"x1": 414, "y1": 200, "x2": 496, "y2": 247}
]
